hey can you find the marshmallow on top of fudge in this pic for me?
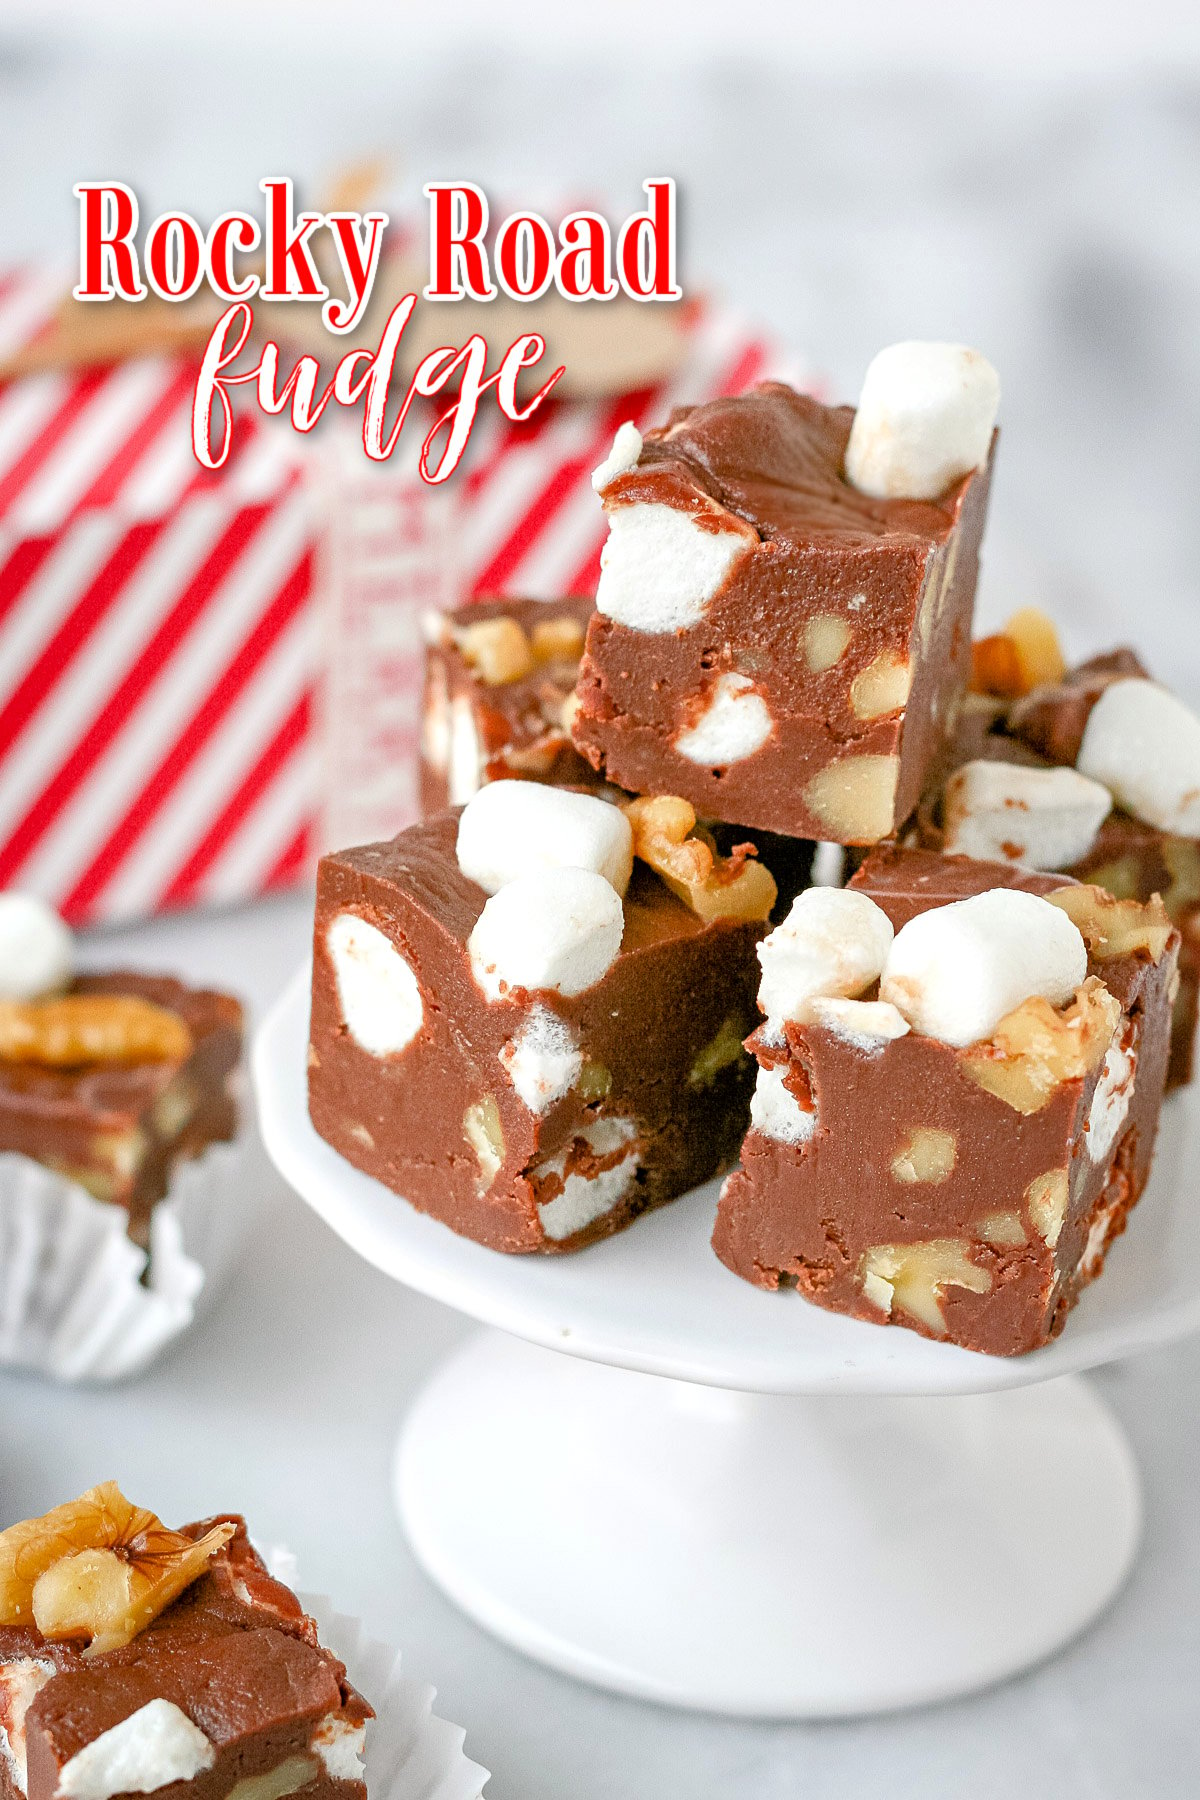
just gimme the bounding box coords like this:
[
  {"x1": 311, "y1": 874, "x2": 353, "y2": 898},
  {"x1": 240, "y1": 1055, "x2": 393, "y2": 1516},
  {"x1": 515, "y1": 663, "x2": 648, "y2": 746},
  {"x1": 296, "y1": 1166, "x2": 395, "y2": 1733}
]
[{"x1": 572, "y1": 343, "x2": 1001, "y2": 844}]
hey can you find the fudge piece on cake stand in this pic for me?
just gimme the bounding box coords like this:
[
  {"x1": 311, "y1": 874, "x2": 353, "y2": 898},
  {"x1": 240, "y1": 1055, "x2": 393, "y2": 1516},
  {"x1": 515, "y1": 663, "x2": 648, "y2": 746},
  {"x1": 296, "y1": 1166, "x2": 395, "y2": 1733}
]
[
  {"x1": 308, "y1": 783, "x2": 779, "y2": 1251},
  {"x1": 713, "y1": 848, "x2": 1177, "y2": 1354},
  {"x1": 572, "y1": 344, "x2": 1000, "y2": 843}
]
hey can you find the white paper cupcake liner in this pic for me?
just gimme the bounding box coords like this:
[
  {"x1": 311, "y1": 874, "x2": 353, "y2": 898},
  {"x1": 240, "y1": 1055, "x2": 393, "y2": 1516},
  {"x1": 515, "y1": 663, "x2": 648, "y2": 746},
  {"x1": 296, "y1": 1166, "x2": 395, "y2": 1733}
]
[
  {"x1": 278, "y1": 1565, "x2": 489, "y2": 1800},
  {"x1": 0, "y1": 1132, "x2": 252, "y2": 1384}
]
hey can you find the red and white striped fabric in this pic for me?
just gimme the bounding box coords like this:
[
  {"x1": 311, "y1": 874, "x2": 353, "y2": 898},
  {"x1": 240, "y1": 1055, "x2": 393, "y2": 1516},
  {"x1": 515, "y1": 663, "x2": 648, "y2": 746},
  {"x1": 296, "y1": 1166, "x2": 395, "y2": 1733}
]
[
  {"x1": 0, "y1": 269, "x2": 317, "y2": 927},
  {"x1": 0, "y1": 266, "x2": 807, "y2": 928},
  {"x1": 458, "y1": 299, "x2": 812, "y2": 601}
]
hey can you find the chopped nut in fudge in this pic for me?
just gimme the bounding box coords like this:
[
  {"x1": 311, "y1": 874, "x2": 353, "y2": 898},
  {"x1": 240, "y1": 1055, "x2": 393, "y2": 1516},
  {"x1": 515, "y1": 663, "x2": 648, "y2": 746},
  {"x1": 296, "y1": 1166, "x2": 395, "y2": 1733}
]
[
  {"x1": 0, "y1": 897, "x2": 242, "y2": 1245},
  {"x1": 420, "y1": 596, "x2": 597, "y2": 813},
  {"x1": 308, "y1": 784, "x2": 788, "y2": 1252},
  {"x1": 0, "y1": 1486, "x2": 371, "y2": 1800},
  {"x1": 712, "y1": 846, "x2": 1178, "y2": 1356},
  {"x1": 572, "y1": 347, "x2": 999, "y2": 845},
  {"x1": 918, "y1": 619, "x2": 1200, "y2": 1085}
]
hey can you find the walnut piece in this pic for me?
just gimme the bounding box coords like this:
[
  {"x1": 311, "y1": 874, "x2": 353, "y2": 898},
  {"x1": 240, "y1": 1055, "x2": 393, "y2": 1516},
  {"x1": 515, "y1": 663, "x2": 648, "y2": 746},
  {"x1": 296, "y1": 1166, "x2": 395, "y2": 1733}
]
[
  {"x1": 0, "y1": 995, "x2": 192, "y2": 1067},
  {"x1": 859, "y1": 1239, "x2": 992, "y2": 1335},
  {"x1": 1026, "y1": 1168, "x2": 1069, "y2": 1248},
  {"x1": 849, "y1": 651, "x2": 912, "y2": 721},
  {"x1": 1047, "y1": 883, "x2": 1173, "y2": 963},
  {"x1": 802, "y1": 615, "x2": 851, "y2": 673},
  {"x1": 962, "y1": 976, "x2": 1121, "y2": 1115},
  {"x1": 464, "y1": 1095, "x2": 505, "y2": 1191},
  {"x1": 978, "y1": 1210, "x2": 1027, "y2": 1248},
  {"x1": 530, "y1": 615, "x2": 586, "y2": 665},
  {"x1": 688, "y1": 1015, "x2": 749, "y2": 1088},
  {"x1": 891, "y1": 1125, "x2": 957, "y2": 1184},
  {"x1": 1081, "y1": 855, "x2": 1142, "y2": 903},
  {"x1": 0, "y1": 1483, "x2": 234, "y2": 1657},
  {"x1": 455, "y1": 617, "x2": 535, "y2": 685},
  {"x1": 622, "y1": 795, "x2": 776, "y2": 922},
  {"x1": 804, "y1": 755, "x2": 900, "y2": 842},
  {"x1": 577, "y1": 1060, "x2": 612, "y2": 1101},
  {"x1": 970, "y1": 608, "x2": 1065, "y2": 698}
]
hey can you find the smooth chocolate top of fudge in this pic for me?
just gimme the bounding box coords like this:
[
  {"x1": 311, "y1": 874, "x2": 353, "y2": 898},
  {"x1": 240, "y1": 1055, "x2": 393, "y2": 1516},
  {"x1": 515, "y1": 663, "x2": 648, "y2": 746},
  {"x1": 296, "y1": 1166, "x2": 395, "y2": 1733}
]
[
  {"x1": 849, "y1": 844, "x2": 1071, "y2": 929},
  {"x1": 613, "y1": 383, "x2": 979, "y2": 545},
  {"x1": 0, "y1": 974, "x2": 242, "y2": 1129},
  {"x1": 5, "y1": 1519, "x2": 369, "y2": 1792}
]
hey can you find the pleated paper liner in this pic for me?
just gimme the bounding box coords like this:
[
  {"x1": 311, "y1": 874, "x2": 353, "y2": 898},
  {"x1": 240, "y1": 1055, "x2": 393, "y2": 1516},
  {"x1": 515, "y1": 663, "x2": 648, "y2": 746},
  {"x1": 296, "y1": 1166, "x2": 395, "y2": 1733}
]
[{"x1": 0, "y1": 1134, "x2": 253, "y2": 1383}]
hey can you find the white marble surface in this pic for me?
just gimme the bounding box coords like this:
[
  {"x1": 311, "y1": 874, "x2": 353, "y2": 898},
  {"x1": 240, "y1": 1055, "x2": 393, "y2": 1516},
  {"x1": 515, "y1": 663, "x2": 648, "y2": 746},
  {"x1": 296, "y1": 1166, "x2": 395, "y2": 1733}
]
[{"x1": 2, "y1": 13, "x2": 1199, "y2": 1794}]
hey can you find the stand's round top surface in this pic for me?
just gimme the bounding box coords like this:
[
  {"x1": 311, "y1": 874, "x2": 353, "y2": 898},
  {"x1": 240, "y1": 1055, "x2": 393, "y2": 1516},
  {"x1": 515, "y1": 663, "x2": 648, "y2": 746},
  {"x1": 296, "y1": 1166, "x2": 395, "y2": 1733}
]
[{"x1": 254, "y1": 965, "x2": 1200, "y2": 1397}]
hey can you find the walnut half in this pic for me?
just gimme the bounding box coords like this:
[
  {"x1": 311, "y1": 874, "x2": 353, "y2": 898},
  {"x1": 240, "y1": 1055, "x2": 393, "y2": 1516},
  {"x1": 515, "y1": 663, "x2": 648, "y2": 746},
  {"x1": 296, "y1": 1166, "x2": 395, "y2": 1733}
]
[
  {"x1": 0, "y1": 995, "x2": 192, "y2": 1067},
  {"x1": 623, "y1": 795, "x2": 777, "y2": 923},
  {"x1": 962, "y1": 976, "x2": 1121, "y2": 1115}
]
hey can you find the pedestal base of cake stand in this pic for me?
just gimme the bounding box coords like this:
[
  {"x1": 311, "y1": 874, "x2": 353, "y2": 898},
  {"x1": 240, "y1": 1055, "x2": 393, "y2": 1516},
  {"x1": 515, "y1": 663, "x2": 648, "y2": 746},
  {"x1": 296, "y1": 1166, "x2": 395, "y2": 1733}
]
[{"x1": 395, "y1": 1330, "x2": 1140, "y2": 1718}]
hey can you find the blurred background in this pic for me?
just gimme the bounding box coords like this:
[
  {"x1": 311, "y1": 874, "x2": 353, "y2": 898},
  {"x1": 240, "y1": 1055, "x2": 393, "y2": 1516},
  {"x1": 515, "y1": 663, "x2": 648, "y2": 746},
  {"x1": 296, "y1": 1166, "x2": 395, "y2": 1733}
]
[{"x1": 3, "y1": 0, "x2": 1200, "y2": 672}]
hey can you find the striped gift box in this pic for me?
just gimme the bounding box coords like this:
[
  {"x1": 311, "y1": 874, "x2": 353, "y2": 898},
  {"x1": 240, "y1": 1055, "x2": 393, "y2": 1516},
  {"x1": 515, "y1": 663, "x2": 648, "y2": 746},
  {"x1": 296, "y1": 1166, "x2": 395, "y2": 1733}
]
[{"x1": 0, "y1": 266, "x2": 803, "y2": 927}]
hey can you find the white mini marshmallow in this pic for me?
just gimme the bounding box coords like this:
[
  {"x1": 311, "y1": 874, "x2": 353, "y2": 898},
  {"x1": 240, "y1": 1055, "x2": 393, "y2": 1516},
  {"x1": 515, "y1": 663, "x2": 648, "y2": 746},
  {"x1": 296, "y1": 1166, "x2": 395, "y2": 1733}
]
[
  {"x1": 469, "y1": 867, "x2": 624, "y2": 1000},
  {"x1": 500, "y1": 1005, "x2": 582, "y2": 1113},
  {"x1": 879, "y1": 888, "x2": 1087, "y2": 1047},
  {"x1": 1087, "y1": 1032, "x2": 1136, "y2": 1164},
  {"x1": 0, "y1": 894, "x2": 74, "y2": 1001},
  {"x1": 805, "y1": 996, "x2": 910, "y2": 1049},
  {"x1": 58, "y1": 1701, "x2": 214, "y2": 1800},
  {"x1": 595, "y1": 501, "x2": 754, "y2": 634},
  {"x1": 942, "y1": 759, "x2": 1112, "y2": 869},
  {"x1": 592, "y1": 421, "x2": 643, "y2": 491},
  {"x1": 310, "y1": 1715, "x2": 366, "y2": 1783},
  {"x1": 750, "y1": 1064, "x2": 816, "y2": 1145},
  {"x1": 674, "y1": 673, "x2": 773, "y2": 766},
  {"x1": 327, "y1": 913, "x2": 423, "y2": 1056},
  {"x1": 1077, "y1": 678, "x2": 1200, "y2": 836},
  {"x1": 844, "y1": 342, "x2": 1000, "y2": 501},
  {"x1": 456, "y1": 782, "x2": 634, "y2": 896},
  {"x1": 536, "y1": 1117, "x2": 640, "y2": 1240},
  {"x1": 757, "y1": 887, "x2": 894, "y2": 1026},
  {"x1": 447, "y1": 695, "x2": 482, "y2": 805}
]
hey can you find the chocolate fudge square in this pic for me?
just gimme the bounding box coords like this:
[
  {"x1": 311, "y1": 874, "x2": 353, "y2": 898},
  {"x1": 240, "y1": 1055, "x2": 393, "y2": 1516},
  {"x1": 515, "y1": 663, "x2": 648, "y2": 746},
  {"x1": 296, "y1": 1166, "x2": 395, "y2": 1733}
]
[
  {"x1": 572, "y1": 382, "x2": 995, "y2": 843},
  {"x1": 308, "y1": 788, "x2": 782, "y2": 1252},
  {"x1": 919, "y1": 646, "x2": 1200, "y2": 1085},
  {"x1": 0, "y1": 973, "x2": 242, "y2": 1245},
  {"x1": 421, "y1": 595, "x2": 596, "y2": 813},
  {"x1": 713, "y1": 848, "x2": 1177, "y2": 1356},
  {"x1": 0, "y1": 1491, "x2": 369, "y2": 1800}
]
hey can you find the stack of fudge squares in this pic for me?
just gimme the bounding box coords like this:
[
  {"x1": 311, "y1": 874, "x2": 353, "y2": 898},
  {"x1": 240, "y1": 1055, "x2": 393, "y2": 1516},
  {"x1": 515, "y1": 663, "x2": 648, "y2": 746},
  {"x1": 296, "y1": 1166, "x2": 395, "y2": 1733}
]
[{"x1": 310, "y1": 341, "x2": 1196, "y2": 1358}]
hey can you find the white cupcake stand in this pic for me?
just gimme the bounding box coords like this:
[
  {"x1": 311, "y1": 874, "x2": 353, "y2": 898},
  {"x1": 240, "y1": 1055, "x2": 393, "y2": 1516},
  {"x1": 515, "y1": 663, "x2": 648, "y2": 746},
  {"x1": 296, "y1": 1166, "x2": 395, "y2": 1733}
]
[{"x1": 255, "y1": 967, "x2": 1200, "y2": 1717}]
